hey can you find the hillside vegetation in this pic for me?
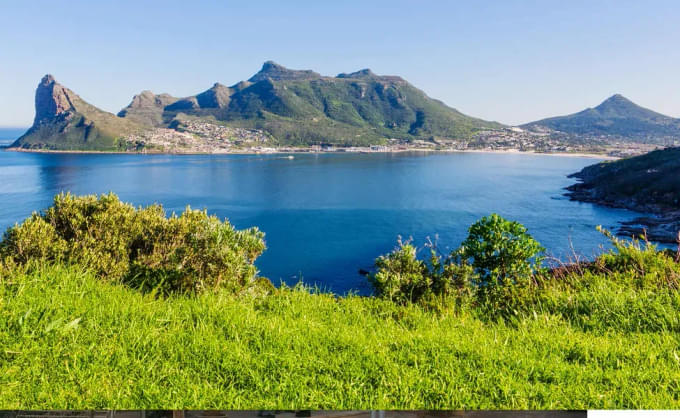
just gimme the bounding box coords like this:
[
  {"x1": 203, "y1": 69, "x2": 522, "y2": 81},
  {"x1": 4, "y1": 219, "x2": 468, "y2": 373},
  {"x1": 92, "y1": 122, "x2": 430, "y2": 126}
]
[
  {"x1": 566, "y1": 146, "x2": 680, "y2": 242},
  {"x1": 120, "y1": 62, "x2": 502, "y2": 146},
  {"x1": 1, "y1": 194, "x2": 679, "y2": 408},
  {"x1": 567, "y1": 146, "x2": 680, "y2": 211},
  {"x1": 523, "y1": 94, "x2": 680, "y2": 143},
  {"x1": 13, "y1": 63, "x2": 502, "y2": 151},
  {"x1": 15, "y1": 75, "x2": 145, "y2": 151}
]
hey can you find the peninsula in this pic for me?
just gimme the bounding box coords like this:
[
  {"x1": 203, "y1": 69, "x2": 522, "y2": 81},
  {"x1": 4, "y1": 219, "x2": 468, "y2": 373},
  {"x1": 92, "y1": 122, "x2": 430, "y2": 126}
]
[
  {"x1": 9, "y1": 63, "x2": 680, "y2": 155},
  {"x1": 566, "y1": 146, "x2": 680, "y2": 243}
]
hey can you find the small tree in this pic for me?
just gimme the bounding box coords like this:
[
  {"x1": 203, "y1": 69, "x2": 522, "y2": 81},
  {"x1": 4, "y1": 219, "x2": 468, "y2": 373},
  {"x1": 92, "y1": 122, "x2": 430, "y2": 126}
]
[
  {"x1": 369, "y1": 238, "x2": 430, "y2": 304},
  {"x1": 461, "y1": 214, "x2": 544, "y2": 304},
  {"x1": 368, "y1": 237, "x2": 474, "y2": 306}
]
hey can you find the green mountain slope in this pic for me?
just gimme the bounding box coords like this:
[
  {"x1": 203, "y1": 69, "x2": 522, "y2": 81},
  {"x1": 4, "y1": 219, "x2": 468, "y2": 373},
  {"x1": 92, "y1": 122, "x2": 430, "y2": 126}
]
[
  {"x1": 117, "y1": 90, "x2": 179, "y2": 126},
  {"x1": 567, "y1": 147, "x2": 680, "y2": 211},
  {"x1": 523, "y1": 94, "x2": 680, "y2": 143},
  {"x1": 566, "y1": 147, "x2": 680, "y2": 242},
  {"x1": 119, "y1": 61, "x2": 503, "y2": 146},
  {"x1": 12, "y1": 75, "x2": 146, "y2": 151}
]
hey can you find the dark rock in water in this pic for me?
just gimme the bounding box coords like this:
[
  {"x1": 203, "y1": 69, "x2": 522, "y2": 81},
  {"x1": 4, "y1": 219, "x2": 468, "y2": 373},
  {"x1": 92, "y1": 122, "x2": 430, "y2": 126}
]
[{"x1": 618, "y1": 215, "x2": 680, "y2": 243}]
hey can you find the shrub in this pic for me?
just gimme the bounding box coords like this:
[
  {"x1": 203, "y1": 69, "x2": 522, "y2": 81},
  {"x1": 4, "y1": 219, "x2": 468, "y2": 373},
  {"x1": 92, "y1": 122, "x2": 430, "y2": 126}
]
[
  {"x1": 0, "y1": 192, "x2": 267, "y2": 294},
  {"x1": 369, "y1": 214, "x2": 545, "y2": 313},
  {"x1": 0, "y1": 213, "x2": 67, "y2": 264},
  {"x1": 368, "y1": 238, "x2": 474, "y2": 307},
  {"x1": 369, "y1": 239, "x2": 430, "y2": 304},
  {"x1": 460, "y1": 213, "x2": 543, "y2": 288},
  {"x1": 593, "y1": 226, "x2": 680, "y2": 290}
]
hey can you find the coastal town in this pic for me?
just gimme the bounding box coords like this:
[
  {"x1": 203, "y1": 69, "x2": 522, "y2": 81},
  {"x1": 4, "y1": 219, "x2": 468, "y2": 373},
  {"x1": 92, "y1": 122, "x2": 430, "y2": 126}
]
[{"x1": 122, "y1": 121, "x2": 667, "y2": 157}]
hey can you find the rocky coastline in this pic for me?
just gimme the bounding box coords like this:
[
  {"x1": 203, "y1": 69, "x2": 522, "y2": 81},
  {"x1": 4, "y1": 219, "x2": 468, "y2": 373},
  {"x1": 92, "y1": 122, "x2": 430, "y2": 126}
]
[{"x1": 565, "y1": 171, "x2": 680, "y2": 244}]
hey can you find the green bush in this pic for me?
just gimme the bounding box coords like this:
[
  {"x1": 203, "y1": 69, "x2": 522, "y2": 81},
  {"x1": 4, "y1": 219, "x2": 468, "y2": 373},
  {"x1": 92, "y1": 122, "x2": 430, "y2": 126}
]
[
  {"x1": 460, "y1": 214, "x2": 544, "y2": 312},
  {"x1": 0, "y1": 213, "x2": 67, "y2": 264},
  {"x1": 594, "y1": 226, "x2": 680, "y2": 290},
  {"x1": 368, "y1": 238, "x2": 474, "y2": 307},
  {"x1": 369, "y1": 214, "x2": 545, "y2": 313},
  {"x1": 0, "y1": 192, "x2": 267, "y2": 294}
]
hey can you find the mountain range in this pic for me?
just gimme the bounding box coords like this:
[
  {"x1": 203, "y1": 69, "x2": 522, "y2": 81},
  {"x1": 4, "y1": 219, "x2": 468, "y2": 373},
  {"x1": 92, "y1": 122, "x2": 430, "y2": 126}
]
[
  {"x1": 10, "y1": 62, "x2": 680, "y2": 151},
  {"x1": 522, "y1": 94, "x2": 680, "y2": 143},
  {"x1": 12, "y1": 62, "x2": 502, "y2": 151}
]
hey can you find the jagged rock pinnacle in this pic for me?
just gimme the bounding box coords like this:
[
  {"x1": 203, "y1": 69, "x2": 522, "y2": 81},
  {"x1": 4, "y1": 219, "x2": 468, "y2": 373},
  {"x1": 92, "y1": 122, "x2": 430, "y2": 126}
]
[{"x1": 34, "y1": 74, "x2": 75, "y2": 125}]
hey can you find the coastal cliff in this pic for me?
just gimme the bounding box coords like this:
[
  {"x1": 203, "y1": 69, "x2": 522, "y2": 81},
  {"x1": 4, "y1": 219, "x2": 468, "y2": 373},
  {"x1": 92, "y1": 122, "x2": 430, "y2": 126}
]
[
  {"x1": 566, "y1": 147, "x2": 680, "y2": 243},
  {"x1": 11, "y1": 75, "x2": 145, "y2": 151}
]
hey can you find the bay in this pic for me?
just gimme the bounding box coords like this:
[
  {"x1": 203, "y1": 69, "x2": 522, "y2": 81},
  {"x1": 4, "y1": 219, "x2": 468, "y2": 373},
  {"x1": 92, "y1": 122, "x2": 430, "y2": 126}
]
[{"x1": 0, "y1": 150, "x2": 642, "y2": 293}]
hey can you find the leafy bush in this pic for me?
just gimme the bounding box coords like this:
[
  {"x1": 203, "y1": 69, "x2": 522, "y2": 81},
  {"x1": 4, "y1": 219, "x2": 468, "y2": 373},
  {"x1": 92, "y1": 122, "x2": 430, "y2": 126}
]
[
  {"x1": 0, "y1": 193, "x2": 267, "y2": 294},
  {"x1": 459, "y1": 214, "x2": 544, "y2": 312},
  {"x1": 594, "y1": 226, "x2": 680, "y2": 290},
  {"x1": 369, "y1": 214, "x2": 545, "y2": 312},
  {"x1": 461, "y1": 214, "x2": 545, "y2": 286},
  {"x1": 0, "y1": 213, "x2": 67, "y2": 264},
  {"x1": 368, "y1": 237, "x2": 474, "y2": 307}
]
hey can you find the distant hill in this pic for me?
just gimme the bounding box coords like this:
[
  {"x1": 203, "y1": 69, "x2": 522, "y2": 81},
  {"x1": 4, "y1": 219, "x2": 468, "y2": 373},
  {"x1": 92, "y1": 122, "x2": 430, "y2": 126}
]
[
  {"x1": 566, "y1": 147, "x2": 680, "y2": 242},
  {"x1": 20, "y1": 65, "x2": 680, "y2": 152},
  {"x1": 116, "y1": 90, "x2": 179, "y2": 127},
  {"x1": 523, "y1": 94, "x2": 680, "y2": 143},
  {"x1": 117, "y1": 61, "x2": 503, "y2": 146},
  {"x1": 12, "y1": 75, "x2": 145, "y2": 151}
]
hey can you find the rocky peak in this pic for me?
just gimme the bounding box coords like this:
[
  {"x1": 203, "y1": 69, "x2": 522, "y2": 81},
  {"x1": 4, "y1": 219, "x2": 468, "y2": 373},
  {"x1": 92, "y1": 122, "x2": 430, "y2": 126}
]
[
  {"x1": 195, "y1": 82, "x2": 231, "y2": 108},
  {"x1": 128, "y1": 90, "x2": 158, "y2": 108},
  {"x1": 594, "y1": 94, "x2": 668, "y2": 120},
  {"x1": 248, "y1": 61, "x2": 321, "y2": 83},
  {"x1": 336, "y1": 68, "x2": 406, "y2": 84},
  {"x1": 34, "y1": 74, "x2": 76, "y2": 125},
  {"x1": 598, "y1": 94, "x2": 633, "y2": 108},
  {"x1": 337, "y1": 69, "x2": 375, "y2": 79}
]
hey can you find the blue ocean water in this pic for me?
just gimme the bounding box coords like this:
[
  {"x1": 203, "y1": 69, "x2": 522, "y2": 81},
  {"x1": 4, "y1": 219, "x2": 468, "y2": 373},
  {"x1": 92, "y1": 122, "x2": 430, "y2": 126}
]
[{"x1": 0, "y1": 150, "x2": 643, "y2": 293}]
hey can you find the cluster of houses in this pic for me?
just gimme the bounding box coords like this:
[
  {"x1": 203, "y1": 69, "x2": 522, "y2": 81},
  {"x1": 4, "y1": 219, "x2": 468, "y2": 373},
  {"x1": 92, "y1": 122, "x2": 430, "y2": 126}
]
[{"x1": 124, "y1": 122, "x2": 669, "y2": 156}]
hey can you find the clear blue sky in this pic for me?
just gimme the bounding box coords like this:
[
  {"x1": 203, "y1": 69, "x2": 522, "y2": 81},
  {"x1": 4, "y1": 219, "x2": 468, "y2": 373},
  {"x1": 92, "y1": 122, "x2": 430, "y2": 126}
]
[{"x1": 1, "y1": 0, "x2": 679, "y2": 127}]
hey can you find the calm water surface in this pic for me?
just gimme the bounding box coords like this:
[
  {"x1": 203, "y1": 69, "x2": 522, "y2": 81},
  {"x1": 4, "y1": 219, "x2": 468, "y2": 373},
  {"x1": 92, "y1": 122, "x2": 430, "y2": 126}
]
[{"x1": 0, "y1": 150, "x2": 642, "y2": 293}]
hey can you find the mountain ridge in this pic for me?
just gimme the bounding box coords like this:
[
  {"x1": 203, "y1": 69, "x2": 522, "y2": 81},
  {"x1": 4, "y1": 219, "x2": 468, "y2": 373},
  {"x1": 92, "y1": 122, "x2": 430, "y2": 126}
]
[
  {"x1": 13, "y1": 75, "x2": 145, "y2": 150},
  {"x1": 522, "y1": 94, "x2": 680, "y2": 142},
  {"x1": 12, "y1": 64, "x2": 680, "y2": 151},
  {"x1": 115, "y1": 61, "x2": 503, "y2": 146}
]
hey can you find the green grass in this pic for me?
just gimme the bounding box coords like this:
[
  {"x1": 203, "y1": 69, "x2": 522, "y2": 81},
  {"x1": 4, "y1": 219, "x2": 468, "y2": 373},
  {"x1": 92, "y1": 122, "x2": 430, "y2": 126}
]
[{"x1": 1, "y1": 263, "x2": 679, "y2": 409}]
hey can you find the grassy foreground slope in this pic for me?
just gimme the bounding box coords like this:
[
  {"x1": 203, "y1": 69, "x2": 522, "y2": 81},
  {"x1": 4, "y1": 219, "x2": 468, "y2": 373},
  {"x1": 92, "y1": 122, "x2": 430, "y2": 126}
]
[
  {"x1": 1, "y1": 195, "x2": 679, "y2": 408},
  {"x1": 0, "y1": 264, "x2": 679, "y2": 409}
]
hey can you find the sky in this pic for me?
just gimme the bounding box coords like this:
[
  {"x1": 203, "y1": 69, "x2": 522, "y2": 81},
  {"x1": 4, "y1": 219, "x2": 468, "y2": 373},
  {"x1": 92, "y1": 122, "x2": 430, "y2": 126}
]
[{"x1": 1, "y1": 0, "x2": 679, "y2": 127}]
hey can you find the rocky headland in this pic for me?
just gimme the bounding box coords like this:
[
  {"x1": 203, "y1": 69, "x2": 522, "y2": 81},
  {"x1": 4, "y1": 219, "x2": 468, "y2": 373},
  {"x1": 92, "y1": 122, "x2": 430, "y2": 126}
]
[{"x1": 566, "y1": 147, "x2": 680, "y2": 243}]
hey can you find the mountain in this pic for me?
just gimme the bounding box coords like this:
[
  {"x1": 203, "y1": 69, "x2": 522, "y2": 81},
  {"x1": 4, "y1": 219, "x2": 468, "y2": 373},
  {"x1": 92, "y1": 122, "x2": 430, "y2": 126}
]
[
  {"x1": 117, "y1": 61, "x2": 503, "y2": 146},
  {"x1": 12, "y1": 75, "x2": 145, "y2": 151},
  {"x1": 117, "y1": 90, "x2": 179, "y2": 126},
  {"x1": 13, "y1": 63, "x2": 504, "y2": 151},
  {"x1": 566, "y1": 147, "x2": 680, "y2": 242},
  {"x1": 523, "y1": 94, "x2": 680, "y2": 143}
]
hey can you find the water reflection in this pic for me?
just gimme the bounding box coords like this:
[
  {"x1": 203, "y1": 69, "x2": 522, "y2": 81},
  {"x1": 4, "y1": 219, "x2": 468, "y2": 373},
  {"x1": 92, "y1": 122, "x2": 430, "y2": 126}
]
[{"x1": 0, "y1": 150, "x2": 645, "y2": 293}]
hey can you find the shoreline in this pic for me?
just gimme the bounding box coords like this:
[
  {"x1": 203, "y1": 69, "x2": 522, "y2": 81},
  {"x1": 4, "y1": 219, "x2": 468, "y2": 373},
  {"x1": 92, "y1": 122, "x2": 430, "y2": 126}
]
[{"x1": 3, "y1": 146, "x2": 618, "y2": 160}]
